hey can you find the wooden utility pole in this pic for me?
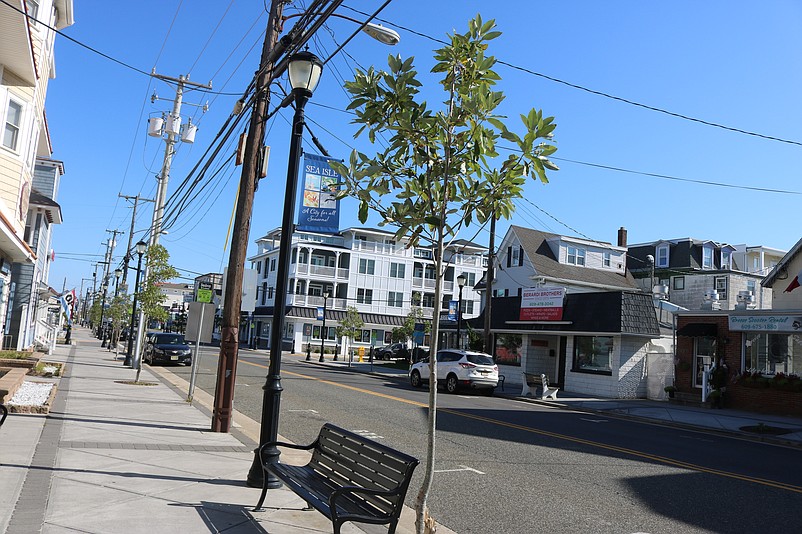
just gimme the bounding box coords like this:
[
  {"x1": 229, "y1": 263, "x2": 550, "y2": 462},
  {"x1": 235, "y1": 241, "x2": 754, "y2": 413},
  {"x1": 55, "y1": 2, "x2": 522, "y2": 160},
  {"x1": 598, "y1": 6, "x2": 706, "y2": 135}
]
[
  {"x1": 211, "y1": 0, "x2": 286, "y2": 433},
  {"x1": 118, "y1": 194, "x2": 154, "y2": 289}
]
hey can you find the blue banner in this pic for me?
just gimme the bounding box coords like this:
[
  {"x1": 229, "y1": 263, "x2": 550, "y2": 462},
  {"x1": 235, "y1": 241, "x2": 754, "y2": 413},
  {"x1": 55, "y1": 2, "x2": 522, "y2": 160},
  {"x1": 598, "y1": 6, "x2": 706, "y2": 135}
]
[
  {"x1": 448, "y1": 300, "x2": 458, "y2": 321},
  {"x1": 297, "y1": 153, "x2": 341, "y2": 234}
]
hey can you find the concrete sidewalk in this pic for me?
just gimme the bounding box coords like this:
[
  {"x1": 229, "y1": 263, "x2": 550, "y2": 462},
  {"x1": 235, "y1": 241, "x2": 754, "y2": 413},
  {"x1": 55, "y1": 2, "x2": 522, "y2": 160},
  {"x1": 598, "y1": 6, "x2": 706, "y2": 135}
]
[{"x1": 1, "y1": 328, "x2": 446, "y2": 534}]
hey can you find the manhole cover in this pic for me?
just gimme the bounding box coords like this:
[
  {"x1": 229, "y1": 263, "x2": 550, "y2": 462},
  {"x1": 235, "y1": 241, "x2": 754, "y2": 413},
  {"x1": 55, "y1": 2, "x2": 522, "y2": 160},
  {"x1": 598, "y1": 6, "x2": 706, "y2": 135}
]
[
  {"x1": 740, "y1": 424, "x2": 793, "y2": 436},
  {"x1": 115, "y1": 380, "x2": 158, "y2": 386}
]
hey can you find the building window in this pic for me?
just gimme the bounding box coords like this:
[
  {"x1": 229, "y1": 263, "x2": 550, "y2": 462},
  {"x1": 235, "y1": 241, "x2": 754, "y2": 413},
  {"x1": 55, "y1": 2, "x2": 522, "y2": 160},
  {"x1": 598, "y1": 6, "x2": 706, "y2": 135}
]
[
  {"x1": 387, "y1": 291, "x2": 403, "y2": 307},
  {"x1": 357, "y1": 288, "x2": 373, "y2": 304},
  {"x1": 656, "y1": 245, "x2": 669, "y2": 267},
  {"x1": 3, "y1": 98, "x2": 23, "y2": 151},
  {"x1": 358, "y1": 258, "x2": 375, "y2": 275},
  {"x1": 702, "y1": 246, "x2": 713, "y2": 269},
  {"x1": 744, "y1": 333, "x2": 800, "y2": 376},
  {"x1": 672, "y1": 276, "x2": 685, "y2": 290},
  {"x1": 714, "y1": 276, "x2": 727, "y2": 300},
  {"x1": 567, "y1": 246, "x2": 585, "y2": 266},
  {"x1": 694, "y1": 337, "x2": 716, "y2": 387},
  {"x1": 721, "y1": 250, "x2": 731, "y2": 270},
  {"x1": 270, "y1": 258, "x2": 276, "y2": 271},
  {"x1": 746, "y1": 280, "x2": 756, "y2": 294},
  {"x1": 603, "y1": 251, "x2": 611, "y2": 268},
  {"x1": 256, "y1": 261, "x2": 262, "y2": 274},
  {"x1": 268, "y1": 287, "x2": 274, "y2": 299},
  {"x1": 390, "y1": 263, "x2": 405, "y2": 278},
  {"x1": 464, "y1": 272, "x2": 476, "y2": 286},
  {"x1": 421, "y1": 293, "x2": 435, "y2": 308},
  {"x1": 511, "y1": 247, "x2": 520, "y2": 266},
  {"x1": 572, "y1": 336, "x2": 613, "y2": 374},
  {"x1": 261, "y1": 282, "x2": 267, "y2": 305},
  {"x1": 464, "y1": 300, "x2": 475, "y2": 314}
]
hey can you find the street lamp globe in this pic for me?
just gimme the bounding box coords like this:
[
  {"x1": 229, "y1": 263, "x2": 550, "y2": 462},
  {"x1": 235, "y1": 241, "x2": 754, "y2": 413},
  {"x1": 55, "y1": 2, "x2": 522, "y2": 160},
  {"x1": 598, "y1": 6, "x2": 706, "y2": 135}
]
[
  {"x1": 457, "y1": 273, "x2": 467, "y2": 288},
  {"x1": 114, "y1": 268, "x2": 123, "y2": 279},
  {"x1": 288, "y1": 51, "x2": 324, "y2": 94},
  {"x1": 136, "y1": 240, "x2": 147, "y2": 255}
]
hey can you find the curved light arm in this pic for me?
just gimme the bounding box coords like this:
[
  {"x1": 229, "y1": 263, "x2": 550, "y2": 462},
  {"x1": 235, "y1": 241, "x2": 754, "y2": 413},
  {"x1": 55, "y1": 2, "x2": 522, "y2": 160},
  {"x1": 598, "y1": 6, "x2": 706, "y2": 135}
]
[{"x1": 282, "y1": 13, "x2": 399, "y2": 45}]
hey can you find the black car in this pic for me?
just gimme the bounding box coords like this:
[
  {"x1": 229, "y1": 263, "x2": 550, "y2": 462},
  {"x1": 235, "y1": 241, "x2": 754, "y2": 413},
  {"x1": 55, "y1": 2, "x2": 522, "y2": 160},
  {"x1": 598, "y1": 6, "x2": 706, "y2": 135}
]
[
  {"x1": 375, "y1": 343, "x2": 409, "y2": 361},
  {"x1": 144, "y1": 332, "x2": 192, "y2": 365}
]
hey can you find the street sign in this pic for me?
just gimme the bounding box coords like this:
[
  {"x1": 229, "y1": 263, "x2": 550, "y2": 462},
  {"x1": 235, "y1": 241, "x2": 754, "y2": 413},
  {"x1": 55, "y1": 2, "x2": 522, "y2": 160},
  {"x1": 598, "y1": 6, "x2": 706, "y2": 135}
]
[
  {"x1": 196, "y1": 288, "x2": 212, "y2": 303},
  {"x1": 185, "y1": 302, "x2": 215, "y2": 342}
]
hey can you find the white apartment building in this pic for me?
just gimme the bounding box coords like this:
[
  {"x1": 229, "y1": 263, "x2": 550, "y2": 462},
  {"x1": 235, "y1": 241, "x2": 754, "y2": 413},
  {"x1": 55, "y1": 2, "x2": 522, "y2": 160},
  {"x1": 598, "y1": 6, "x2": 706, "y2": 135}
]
[{"x1": 249, "y1": 227, "x2": 487, "y2": 353}]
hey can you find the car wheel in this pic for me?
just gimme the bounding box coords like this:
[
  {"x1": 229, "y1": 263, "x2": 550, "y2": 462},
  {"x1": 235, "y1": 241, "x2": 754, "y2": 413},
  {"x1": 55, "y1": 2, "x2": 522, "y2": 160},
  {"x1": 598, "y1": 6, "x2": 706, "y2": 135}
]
[
  {"x1": 445, "y1": 374, "x2": 459, "y2": 394},
  {"x1": 410, "y1": 370, "x2": 422, "y2": 388}
]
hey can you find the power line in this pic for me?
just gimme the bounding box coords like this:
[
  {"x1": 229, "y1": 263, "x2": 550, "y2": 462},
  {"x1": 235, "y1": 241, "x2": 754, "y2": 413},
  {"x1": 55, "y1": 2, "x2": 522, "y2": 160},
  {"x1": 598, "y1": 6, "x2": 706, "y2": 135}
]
[{"x1": 339, "y1": 4, "x2": 802, "y2": 147}]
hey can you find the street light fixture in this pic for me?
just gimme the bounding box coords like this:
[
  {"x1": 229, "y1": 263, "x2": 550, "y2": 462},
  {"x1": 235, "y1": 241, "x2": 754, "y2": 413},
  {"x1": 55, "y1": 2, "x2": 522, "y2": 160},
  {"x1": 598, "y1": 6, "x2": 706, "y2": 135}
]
[
  {"x1": 98, "y1": 279, "x2": 110, "y2": 343},
  {"x1": 456, "y1": 273, "x2": 467, "y2": 349},
  {"x1": 282, "y1": 13, "x2": 400, "y2": 46},
  {"x1": 246, "y1": 51, "x2": 323, "y2": 489},
  {"x1": 124, "y1": 241, "x2": 147, "y2": 367},
  {"x1": 319, "y1": 292, "x2": 329, "y2": 362},
  {"x1": 114, "y1": 268, "x2": 123, "y2": 297}
]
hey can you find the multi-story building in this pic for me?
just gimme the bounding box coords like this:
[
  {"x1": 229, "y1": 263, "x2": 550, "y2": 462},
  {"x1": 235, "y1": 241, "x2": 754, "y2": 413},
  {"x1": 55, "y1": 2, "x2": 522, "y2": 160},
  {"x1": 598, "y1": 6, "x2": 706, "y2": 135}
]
[
  {"x1": 249, "y1": 227, "x2": 487, "y2": 353},
  {"x1": 628, "y1": 237, "x2": 774, "y2": 310},
  {"x1": 1, "y1": 1, "x2": 74, "y2": 348}
]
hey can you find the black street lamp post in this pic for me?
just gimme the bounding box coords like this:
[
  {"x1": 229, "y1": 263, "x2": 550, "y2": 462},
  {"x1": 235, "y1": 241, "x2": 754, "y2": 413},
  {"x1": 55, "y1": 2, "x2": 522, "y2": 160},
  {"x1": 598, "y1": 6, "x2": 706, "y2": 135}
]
[
  {"x1": 456, "y1": 273, "x2": 467, "y2": 349},
  {"x1": 114, "y1": 268, "x2": 123, "y2": 297},
  {"x1": 99, "y1": 280, "x2": 109, "y2": 344},
  {"x1": 246, "y1": 51, "x2": 323, "y2": 489},
  {"x1": 319, "y1": 292, "x2": 328, "y2": 362},
  {"x1": 124, "y1": 241, "x2": 147, "y2": 367}
]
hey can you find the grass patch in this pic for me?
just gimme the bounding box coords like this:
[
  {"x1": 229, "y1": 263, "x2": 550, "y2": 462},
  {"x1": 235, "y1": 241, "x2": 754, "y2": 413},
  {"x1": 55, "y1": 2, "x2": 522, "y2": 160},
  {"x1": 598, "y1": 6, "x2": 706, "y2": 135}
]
[
  {"x1": 30, "y1": 362, "x2": 62, "y2": 377},
  {"x1": 0, "y1": 350, "x2": 35, "y2": 360}
]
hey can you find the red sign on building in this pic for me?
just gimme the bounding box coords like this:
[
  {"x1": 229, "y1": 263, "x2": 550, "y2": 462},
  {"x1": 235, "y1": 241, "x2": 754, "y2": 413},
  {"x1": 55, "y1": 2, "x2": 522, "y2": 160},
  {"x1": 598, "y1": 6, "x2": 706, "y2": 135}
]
[{"x1": 519, "y1": 287, "x2": 565, "y2": 321}]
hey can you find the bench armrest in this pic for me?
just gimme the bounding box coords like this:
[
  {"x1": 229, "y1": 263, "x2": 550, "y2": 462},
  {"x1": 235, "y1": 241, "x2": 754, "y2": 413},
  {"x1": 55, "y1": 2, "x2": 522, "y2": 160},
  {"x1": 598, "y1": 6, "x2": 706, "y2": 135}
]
[{"x1": 257, "y1": 437, "x2": 319, "y2": 460}]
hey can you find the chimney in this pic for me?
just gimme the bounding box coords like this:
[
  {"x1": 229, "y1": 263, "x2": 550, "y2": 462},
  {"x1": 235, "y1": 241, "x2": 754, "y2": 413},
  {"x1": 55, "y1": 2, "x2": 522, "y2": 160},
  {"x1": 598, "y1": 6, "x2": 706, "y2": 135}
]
[{"x1": 617, "y1": 227, "x2": 627, "y2": 247}]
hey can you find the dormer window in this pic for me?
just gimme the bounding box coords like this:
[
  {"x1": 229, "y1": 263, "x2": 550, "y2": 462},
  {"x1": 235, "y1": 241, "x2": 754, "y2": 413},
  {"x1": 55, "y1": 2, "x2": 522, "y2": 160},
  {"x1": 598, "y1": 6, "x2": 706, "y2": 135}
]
[
  {"x1": 603, "y1": 251, "x2": 611, "y2": 268},
  {"x1": 656, "y1": 245, "x2": 669, "y2": 267},
  {"x1": 721, "y1": 250, "x2": 731, "y2": 270},
  {"x1": 702, "y1": 245, "x2": 713, "y2": 269},
  {"x1": 567, "y1": 246, "x2": 585, "y2": 266}
]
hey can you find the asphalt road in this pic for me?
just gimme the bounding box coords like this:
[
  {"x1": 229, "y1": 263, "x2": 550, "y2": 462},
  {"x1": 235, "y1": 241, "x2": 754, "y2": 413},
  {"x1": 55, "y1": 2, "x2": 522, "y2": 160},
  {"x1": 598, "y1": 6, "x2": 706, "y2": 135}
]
[{"x1": 168, "y1": 347, "x2": 802, "y2": 534}]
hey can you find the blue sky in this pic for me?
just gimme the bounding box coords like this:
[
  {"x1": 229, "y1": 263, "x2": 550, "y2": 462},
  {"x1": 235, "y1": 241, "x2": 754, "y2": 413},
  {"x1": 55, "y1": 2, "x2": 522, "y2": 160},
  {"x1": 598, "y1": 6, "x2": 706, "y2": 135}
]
[{"x1": 44, "y1": 1, "x2": 802, "y2": 291}]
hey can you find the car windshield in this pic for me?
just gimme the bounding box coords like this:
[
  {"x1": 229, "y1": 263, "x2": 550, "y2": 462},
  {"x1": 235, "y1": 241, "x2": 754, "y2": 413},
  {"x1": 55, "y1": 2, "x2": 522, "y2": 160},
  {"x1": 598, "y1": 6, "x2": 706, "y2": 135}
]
[
  {"x1": 466, "y1": 353, "x2": 494, "y2": 366},
  {"x1": 155, "y1": 334, "x2": 186, "y2": 345}
]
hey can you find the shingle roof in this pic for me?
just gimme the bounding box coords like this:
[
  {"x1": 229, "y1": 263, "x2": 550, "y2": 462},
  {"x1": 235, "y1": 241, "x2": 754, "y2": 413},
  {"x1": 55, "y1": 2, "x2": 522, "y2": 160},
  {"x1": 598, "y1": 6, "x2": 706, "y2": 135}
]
[
  {"x1": 253, "y1": 306, "x2": 419, "y2": 327},
  {"x1": 511, "y1": 226, "x2": 637, "y2": 290}
]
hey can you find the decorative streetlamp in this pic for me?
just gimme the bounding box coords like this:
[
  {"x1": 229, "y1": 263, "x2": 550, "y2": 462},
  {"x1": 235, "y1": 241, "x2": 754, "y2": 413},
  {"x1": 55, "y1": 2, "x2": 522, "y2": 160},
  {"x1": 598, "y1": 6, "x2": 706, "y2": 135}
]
[
  {"x1": 319, "y1": 292, "x2": 329, "y2": 362},
  {"x1": 456, "y1": 273, "x2": 467, "y2": 349},
  {"x1": 98, "y1": 279, "x2": 110, "y2": 345},
  {"x1": 124, "y1": 241, "x2": 147, "y2": 367},
  {"x1": 114, "y1": 268, "x2": 123, "y2": 297},
  {"x1": 247, "y1": 51, "x2": 323, "y2": 489}
]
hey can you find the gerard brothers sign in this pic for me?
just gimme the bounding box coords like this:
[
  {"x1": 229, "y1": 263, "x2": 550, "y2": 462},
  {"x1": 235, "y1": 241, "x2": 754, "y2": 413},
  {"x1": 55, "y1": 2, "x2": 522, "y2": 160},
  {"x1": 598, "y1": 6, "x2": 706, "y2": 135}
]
[{"x1": 728, "y1": 315, "x2": 802, "y2": 332}]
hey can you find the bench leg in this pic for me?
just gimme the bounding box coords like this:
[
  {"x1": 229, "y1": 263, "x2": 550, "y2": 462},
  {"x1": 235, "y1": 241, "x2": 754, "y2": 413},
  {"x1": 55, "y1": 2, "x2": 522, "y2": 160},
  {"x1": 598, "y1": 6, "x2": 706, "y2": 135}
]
[{"x1": 253, "y1": 483, "x2": 268, "y2": 512}]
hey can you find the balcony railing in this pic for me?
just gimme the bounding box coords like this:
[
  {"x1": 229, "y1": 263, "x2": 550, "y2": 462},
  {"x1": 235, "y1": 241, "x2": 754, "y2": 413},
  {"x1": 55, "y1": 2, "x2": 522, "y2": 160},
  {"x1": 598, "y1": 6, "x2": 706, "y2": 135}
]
[{"x1": 412, "y1": 277, "x2": 437, "y2": 290}]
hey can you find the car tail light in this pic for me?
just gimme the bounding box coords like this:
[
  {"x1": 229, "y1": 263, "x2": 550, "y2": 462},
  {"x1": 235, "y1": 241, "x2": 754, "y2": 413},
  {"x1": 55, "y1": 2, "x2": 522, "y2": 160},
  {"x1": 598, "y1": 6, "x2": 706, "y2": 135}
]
[
  {"x1": 493, "y1": 365, "x2": 498, "y2": 371},
  {"x1": 459, "y1": 362, "x2": 476, "y2": 369}
]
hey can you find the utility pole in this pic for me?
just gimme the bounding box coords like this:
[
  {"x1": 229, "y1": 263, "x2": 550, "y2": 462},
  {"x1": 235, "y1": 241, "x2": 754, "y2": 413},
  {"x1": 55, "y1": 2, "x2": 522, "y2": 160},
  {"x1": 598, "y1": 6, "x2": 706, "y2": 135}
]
[
  {"x1": 129, "y1": 73, "x2": 211, "y2": 371},
  {"x1": 118, "y1": 194, "x2": 155, "y2": 289},
  {"x1": 483, "y1": 216, "x2": 496, "y2": 355},
  {"x1": 212, "y1": 0, "x2": 286, "y2": 434}
]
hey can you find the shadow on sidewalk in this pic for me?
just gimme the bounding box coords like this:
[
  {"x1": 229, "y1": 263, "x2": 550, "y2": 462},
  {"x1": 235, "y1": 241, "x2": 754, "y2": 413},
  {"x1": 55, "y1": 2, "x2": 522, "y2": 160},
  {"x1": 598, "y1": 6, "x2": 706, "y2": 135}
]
[
  {"x1": 170, "y1": 501, "x2": 271, "y2": 534},
  {"x1": 45, "y1": 412, "x2": 206, "y2": 432},
  {"x1": 2, "y1": 463, "x2": 249, "y2": 486}
]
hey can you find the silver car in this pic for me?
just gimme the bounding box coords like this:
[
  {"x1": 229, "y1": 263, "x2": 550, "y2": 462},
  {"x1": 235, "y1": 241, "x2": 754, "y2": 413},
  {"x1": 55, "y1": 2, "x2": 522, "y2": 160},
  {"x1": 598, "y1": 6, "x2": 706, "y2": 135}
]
[{"x1": 409, "y1": 349, "x2": 498, "y2": 395}]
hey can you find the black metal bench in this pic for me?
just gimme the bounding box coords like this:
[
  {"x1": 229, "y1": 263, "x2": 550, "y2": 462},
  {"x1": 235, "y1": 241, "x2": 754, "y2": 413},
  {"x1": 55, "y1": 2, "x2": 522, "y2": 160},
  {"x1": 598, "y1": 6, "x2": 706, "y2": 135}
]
[
  {"x1": 0, "y1": 404, "x2": 7, "y2": 429},
  {"x1": 254, "y1": 423, "x2": 419, "y2": 534}
]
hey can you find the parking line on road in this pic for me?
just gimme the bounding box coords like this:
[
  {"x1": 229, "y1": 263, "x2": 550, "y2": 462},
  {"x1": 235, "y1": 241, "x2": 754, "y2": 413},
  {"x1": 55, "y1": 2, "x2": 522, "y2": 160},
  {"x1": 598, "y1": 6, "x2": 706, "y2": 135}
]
[{"x1": 435, "y1": 465, "x2": 485, "y2": 475}]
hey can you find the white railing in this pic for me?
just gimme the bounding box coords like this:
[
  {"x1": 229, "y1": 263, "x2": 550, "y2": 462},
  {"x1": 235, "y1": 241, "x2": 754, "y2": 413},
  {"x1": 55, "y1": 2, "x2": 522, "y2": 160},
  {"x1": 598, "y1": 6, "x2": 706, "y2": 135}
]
[
  {"x1": 309, "y1": 265, "x2": 336, "y2": 277},
  {"x1": 412, "y1": 277, "x2": 437, "y2": 290}
]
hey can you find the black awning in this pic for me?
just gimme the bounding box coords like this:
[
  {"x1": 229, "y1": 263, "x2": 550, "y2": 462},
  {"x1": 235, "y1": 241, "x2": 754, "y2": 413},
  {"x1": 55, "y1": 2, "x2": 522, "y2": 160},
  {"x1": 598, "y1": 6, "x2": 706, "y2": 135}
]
[{"x1": 677, "y1": 323, "x2": 718, "y2": 337}]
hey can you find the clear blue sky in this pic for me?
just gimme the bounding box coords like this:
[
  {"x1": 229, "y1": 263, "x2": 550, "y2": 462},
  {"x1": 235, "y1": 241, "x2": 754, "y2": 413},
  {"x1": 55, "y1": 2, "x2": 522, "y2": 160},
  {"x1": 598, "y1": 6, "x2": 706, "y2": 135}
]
[{"x1": 44, "y1": 1, "x2": 802, "y2": 292}]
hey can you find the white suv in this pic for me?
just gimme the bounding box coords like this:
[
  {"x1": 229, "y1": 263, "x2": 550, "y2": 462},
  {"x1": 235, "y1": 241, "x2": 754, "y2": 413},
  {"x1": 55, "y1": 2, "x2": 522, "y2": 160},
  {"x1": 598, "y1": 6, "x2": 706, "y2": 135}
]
[{"x1": 409, "y1": 349, "x2": 499, "y2": 395}]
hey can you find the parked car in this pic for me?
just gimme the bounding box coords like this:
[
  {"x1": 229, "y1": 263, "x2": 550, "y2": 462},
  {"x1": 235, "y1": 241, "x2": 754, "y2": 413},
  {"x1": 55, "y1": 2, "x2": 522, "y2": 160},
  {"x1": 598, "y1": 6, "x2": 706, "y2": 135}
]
[
  {"x1": 409, "y1": 349, "x2": 498, "y2": 394},
  {"x1": 410, "y1": 346, "x2": 430, "y2": 364},
  {"x1": 375, "y1": 342, "x2": 409, "y2": 361},
  {"x1": 144, "y1": 332, "x2": 192, "y2": 366}
]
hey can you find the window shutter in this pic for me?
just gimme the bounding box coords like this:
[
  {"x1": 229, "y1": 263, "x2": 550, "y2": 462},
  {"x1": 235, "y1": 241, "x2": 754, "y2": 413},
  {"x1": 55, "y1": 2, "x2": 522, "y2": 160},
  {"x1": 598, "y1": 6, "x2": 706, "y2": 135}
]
[
  {"x1": 507, "y1": 246, "x2": 512, "y2": 268},
  {"x1": 518, "y1": 246, "x2": 524, "y2": 266}
]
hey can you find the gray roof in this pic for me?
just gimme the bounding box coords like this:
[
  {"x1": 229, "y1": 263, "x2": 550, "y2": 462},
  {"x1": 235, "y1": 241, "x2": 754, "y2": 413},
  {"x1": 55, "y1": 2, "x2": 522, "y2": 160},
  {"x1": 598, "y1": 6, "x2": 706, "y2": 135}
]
[{"x1": 511, "y1": 226, "x2": 637, "y2": 290}]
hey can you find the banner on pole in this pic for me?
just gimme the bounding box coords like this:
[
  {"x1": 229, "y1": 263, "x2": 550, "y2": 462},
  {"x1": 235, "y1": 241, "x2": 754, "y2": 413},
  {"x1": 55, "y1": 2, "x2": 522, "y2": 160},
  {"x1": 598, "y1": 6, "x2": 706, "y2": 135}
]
[{"x1": 297, "y1": 153, "x2": 341, "y2": 234}]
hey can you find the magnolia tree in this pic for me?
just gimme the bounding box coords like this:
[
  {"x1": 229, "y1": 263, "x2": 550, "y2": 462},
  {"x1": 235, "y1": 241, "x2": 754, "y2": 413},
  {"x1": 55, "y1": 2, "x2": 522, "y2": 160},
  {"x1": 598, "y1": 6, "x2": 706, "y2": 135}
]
[
  {"x1": 335, "y1": 306, "x2": 364, "y2": 363},
  {"x1": 332, "y1": 16, "x2": 558, "y2": 533},
  {"x1": 134, "y1": 244, "x2": 178, "y2": 381}
]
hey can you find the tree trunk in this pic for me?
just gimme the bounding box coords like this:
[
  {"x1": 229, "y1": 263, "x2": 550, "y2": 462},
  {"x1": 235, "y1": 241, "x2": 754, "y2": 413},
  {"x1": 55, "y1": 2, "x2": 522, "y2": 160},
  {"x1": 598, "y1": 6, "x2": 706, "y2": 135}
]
[{"x1": 483, "y1": 215, "x2": 496, "y2": 355}]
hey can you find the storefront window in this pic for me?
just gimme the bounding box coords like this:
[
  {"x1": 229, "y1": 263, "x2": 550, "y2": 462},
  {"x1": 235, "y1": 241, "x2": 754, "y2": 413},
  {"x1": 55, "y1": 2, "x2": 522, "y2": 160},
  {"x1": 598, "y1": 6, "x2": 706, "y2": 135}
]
[
  {"x1": 495, "y1": 335, "x2": 522, "y2": 365},
  {"x1": 744, "y1": 333, "x2": 801, "y2": 376},
  {"x1": 573, "y1": 336, "x2": 613, "y2": 374},
  {"x1": 694, "y1": 337, "x2": 715, "y2": 387}
]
